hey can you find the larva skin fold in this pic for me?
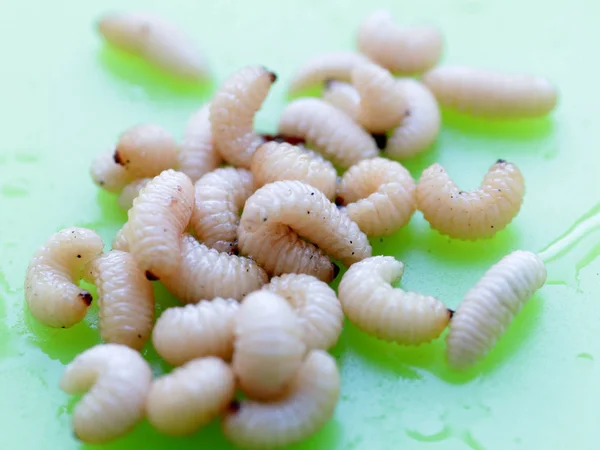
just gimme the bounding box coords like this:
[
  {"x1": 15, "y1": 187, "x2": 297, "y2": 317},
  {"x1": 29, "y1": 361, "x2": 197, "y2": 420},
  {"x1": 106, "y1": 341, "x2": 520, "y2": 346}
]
[
  {"x1": 223, "y1": 349, "x2": 340, "y2": 449},
  {"x1": 210, "y1": 66, "x2": 276, "y2": 168},
  {"x1": 322, "y1": 80, "x2": 360, "y2": 121},
  {"x1": 337, "y1": 157, "x2": 416, "y2": 237},
  {"x1": 146, "y1": 357, "x2": 236, "y2": 436},
  {"x1": 117, "y1": 178, "x2": 151, "y2": 210},
  {"x1": 338, "y1": 256, "x2": 451, "y2": 345},
  {"x1": 416, "y1": 160, "x2": 525, "y2": 240},
  {"x1": 112, "y1": 223, "x2": 131, "y2": 252},
  {"x1": 90, "y1": 150, "x2": 131, "y2": 193},
  {"x1": 60, "y1": 344, "x2": 152, "y2": 444},
  {"x1": 446, "y1": 250, "x2": 547, "y2": 370},
  {"x1": 25, "y1": 227, "x2": 104, "y2": 328},
  {"x1": 422, "y1": 66, "x2": 558, "y2": 118}
]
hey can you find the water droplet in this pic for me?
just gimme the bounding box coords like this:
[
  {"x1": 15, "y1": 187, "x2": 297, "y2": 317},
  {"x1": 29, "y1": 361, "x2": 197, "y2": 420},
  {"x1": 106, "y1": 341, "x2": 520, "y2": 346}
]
[{"x1": 577, "y1": 352, "x2": 593, "y2": 361}]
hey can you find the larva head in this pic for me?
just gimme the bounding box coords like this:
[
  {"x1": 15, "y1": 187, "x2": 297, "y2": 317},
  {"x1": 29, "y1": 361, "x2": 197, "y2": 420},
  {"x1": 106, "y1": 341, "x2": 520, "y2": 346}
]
[{"x1": 44, "y1": 228, "x2": 105, "y2": 272}]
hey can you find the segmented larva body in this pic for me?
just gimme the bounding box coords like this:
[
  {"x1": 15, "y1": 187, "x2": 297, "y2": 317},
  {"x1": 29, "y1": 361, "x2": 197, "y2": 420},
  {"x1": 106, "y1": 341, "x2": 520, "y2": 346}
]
[
  {"x1": 446, "y1": 251, "x2": 547, "y2": 370},
  {"x1": 210, "y1": 66, "x2": 276, "y2": 168},
  {"x1": 117, "y1": 178, "x2": 151, "y2": 210},
  {"x1": 146, "y1": 357, "x2": 235, "y2": 436},
  {"x1": 416, "y1": 161, "x2": 525, "y2": 240},
  {"x1": 25, "y1": 227, "x2": 104, "y2": 328},
  {"x1": 278, "y1": 98, "x2": 378, "y2": 169},
  {"x1": 338, "y1": 256, "x2": 451, "y2": 345},
  {"x1": 422, "y1": 66, "x2": 558, "y2": 118},
  {"x1": 263, "y1": 274, "x2": 343, "y2": 350},
  {"x1": 357, "y1": 10, "x2": 443, "y2": 74},
  {"x1": 323, "y1": 80, "x2": 360, "y2": 121},
  {"x1": 152, "y1": 297, "x2": 240, "y2": 365},
  {"x1": 232, "y1": 291, "x2": 307, "y2": 401},
  {"x1": 223, "y1": 349, "x2": 340, "y2": 449},
  {"x1": 251, "y1": 142, "x2": 337, "y2": 201},
  {"x1": 112, "y1": 223, "x2": 130, "y2": 252},
  {"x1": 190, "y1": 167, "x2": 254, "y2": 254},
  {"x1": 90, "y1": 150, "x2": 131, "y2": 193},
  {"x1": 60, "y1": 344, "x2": 152, "y2": 443}
]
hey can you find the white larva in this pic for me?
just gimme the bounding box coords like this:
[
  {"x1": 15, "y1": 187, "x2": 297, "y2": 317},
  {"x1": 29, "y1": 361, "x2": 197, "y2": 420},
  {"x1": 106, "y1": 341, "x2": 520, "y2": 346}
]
[
  {"x1": 422, "y1": 66, "x2": 558, "y2": 118},
  {"x1": 90, "y1": 149, "x2": 132, "y2": 193},
  {"x1": 338, "y1": 256, "x2": 451, "y2": 345},
  {"x1": 25, "y1": 227, "x2": 104, "y2": 328},
  {"x1": 117, "y1": 178, "x2": 151, "y2": 210},
  {"x1": 446, "y1": 250, "x2": 547, "y2": 370},
  {"x1": 322, "y1": 80, "x2": 360, "y2": 121},
  {"x1": 146, "y1": 357, "x2": 235, "y2": 436},
  {"x1": 223, "y1": 349, "x2": 340, "y2": 449},
  {"x1": 60, "y1": 344, "x2": 152, "y2": 443},
  {"x1": 112, "y1": 223, "x2": 130, "y2": 252},
  {"x1": 416, "y1": 160, "x2": 525, "y2": 240}
]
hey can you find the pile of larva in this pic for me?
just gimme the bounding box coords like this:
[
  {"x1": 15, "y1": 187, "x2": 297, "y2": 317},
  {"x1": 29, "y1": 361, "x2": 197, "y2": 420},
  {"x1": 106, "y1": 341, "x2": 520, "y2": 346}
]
[{"x1": 23, "y1": 8, "x2": 554, "y2": 447}]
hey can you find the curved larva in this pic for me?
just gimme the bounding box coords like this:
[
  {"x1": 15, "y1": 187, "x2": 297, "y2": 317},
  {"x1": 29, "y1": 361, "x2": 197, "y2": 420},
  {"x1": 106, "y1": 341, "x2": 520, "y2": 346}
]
[
  {"x1": 60, "y1": 344, "x2": 152, "y2": 443},
  {"x1": 422, "y1": 66, "x2": 558, "y2": 118},
  {"x1": 210, "y1": 66, "x2": 276, "y2": 168},
  {"x1": 223, "y1": 349, "x2": 340, "y2": 449},
  {"x1": 446, "y1": 250, "x2": 547, "y2": 370},
  {"x1": 357, "y1": 10, "x2": 443, "y2": 74},
  {"x1": 152, "y1": 297, "x2": 240, "y2": 365},
  {"x1": 263, "y1": 274, "x2": 343, "y2": 350},
  {"x1": 416, "y1": 160, "x2": 525, "y2": 240},
  {"x1": 25, "y1": 227, "x2": 104, "y2": 328},
  {"x1": 146, "y1": 357, "x2": 235, "y2": 436},
  {"x1": 190, "y1": 167, "x2": 254, "y2": 254},
  {"x1": 278, "y1": 98, "x2": 378, "y2": 169},
  {"x1": 117, "y1": 178, "x2": 151, "y2": 210},
  {"x1": 338, "y1": 256, "x2": 451, "y2": 345},
  {"x1": 97, "y1": 12, "x2": 208, "y2": 80},
  {"x1": 90, "y1": 150, "x2": 132, "y2": 193},
  {"x1": 232, "y1": 291, "x2": 307, "y2": 401},
  {"x1": 251, "y1": 142, "x2": 337, "y2": 201},
  {"x1": 322, "y1": 80, "x2": 360, "y2": 121},
  {"x1": 112, "y1": 223, "x2": 131, "y2": 252}
]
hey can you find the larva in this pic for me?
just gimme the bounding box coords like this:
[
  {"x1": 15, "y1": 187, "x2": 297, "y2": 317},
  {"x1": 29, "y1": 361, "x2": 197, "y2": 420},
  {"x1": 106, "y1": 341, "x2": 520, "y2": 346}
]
[
  {"x1": 152, "y1": 297, "x2": 240, "y2": 366},
  {"x1": 232, "y1": 291, "x2": 307, "y2": 401},
  {"x1": 337, "y1": 157, "x2": 416, "y2": 236},
  {"x1": 338, "y1": 256, "x2": 451, "y2": 345},
  {"x1": 278, "y1": 98, "x2": 378, "y2": 169},
  {"x1": 251, "y1": 142, "x2": 337, "y2": 201},
  {"x1": 112, "y1": 223, "x2": 130, "y2": 252},
  {"x1": 190, "y1": 167, "x2": 254, "y2": 254},
  {"x1": 90, "y1": 149, "x2": 132, "y2": 193},
  {"x1": 25, "y1": 227, "x2": 104, "y2": 328},
  {"x1": 146, "y1": 357, "x2": 235, "y2": 436},
  {"x1": 446, "y1": 250, "x2": 547, "y2": 370},
  {"x1": 263, "y1": 274, "x2": 343, "y2": 350},
  {"x1": 117, "y1": 178, "x2": 150, "y2": 210},
  {"x1": 322, "y1": 80, "x2": 360, "y2": 121},
  {"x1": 422, "y1": 66, "x2": 558, "y2": 118},
  {"x1": 223, "y1": 349, "x2": 340, "y2": 449},
  {"x1": 60, "y1": 344, "x2": 152, "y2": 443},
  {"x1": 210, "y1": 66, "x2": 276, "y2": 168},
  {"x1": 357, "y1": 10, "x2": 443, "y2": 74},
  {"x1": 416, "y1": 160, "x2": 525, "y2": 240}
]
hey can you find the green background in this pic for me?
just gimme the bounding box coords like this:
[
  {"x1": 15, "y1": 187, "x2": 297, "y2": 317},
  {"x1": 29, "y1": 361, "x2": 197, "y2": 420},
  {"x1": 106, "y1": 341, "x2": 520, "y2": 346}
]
[{"x1": 0, "y1": 0, "x2": 597, "y2": 448}]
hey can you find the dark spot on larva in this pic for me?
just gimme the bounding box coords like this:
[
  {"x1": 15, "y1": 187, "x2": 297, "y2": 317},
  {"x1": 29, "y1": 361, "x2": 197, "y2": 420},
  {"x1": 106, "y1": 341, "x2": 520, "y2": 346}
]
[
  {"x1": 351, "y1": 252, "x2": 355, "y2": 255},
  {"x1": 267, "y1": 70, "x2": 277, "y2": 83},
  {"x1": 333, "y1": 264, "x2": 341, "y2": 278},
  {"x1": 228, "y1": 400, "x2": 241, "y2": 414},
  {"x1": 371, "y1": 133, "x2": 388, "y2": 150},
  {"x1": 323, "y1": 78, "x2": 336, "y2": 89},
  {"x1": 77, "y1": 254, "x2": 81, "y2": 258},
  {"x1": 497, "y1": 189, "x2": 502, "y2": 192},
  {"x1": 113, "y1": 150, "x2": 124, "y2": 165},
  {"x1": 79, "y1": 291, "x2": 93, "y2": 306},
  {"x1": 459, "y1": 191, "x2": 465, "y2": 195},
  {"x1": 380, "y1": 238, "x2": 383, "y2": 243},
  {"x1": 263, "y1": 217, "x2": 267, "y2": 222},
  {"x1": 137, "y1": 334, "x2": 142, "y2": 339},
  {"x1": 307, "y1": 211, "x2": 310, "y2": 215},
  {"x1": 405, "y1": 109, "x2": 411, "y2": 117},
  {"x1": 311, "y1": 192, "x2": 315, "y2": 196},
  {"x1": 163, "y1": 228, "x2": 168, "y2": 232},
  {"x1": 491, "y1": 225, "x2": 494, "y2": 228},
  {"x1": 448, "y1": 308, "x2": 455, "y2": 318},
  {"x1": 61, "y1": 326, "x2": 66, "y2": 329},
  {"x1": 176, "y1": 185, "x2": 182, "y2": 192},
  {"x1": 450, "y1": 195, "x2": 454, "y2": 199},
  {"x1": 145, "y1": 271, "x2": 159, "y2": 281},
  {"x1": 335, "y1": 196, "x2": 345, "y2": 206},
  {"x1": 261, "y1": 134, "x2": 306, "y2": 146},
  {"x1": 496, "y1": 159, "x2": 506, "y2": 164},
  {"x1": 99, "y1": 180, "x2": 105, "y2": 186}
]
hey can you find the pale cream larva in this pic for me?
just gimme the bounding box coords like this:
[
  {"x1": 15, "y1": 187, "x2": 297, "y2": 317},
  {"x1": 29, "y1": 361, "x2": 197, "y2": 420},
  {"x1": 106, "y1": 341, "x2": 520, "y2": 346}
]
[
  {"x1": 117, "y1": 178, "x2": 151, "y2": 210},
  {"x1": 416, "y1": 160, "x2": 525, "y2": 240},
  {"x1": 146, "y1": 357, "x2": 235, "y2": 436},
  {"x1": 60, "y1": 344, "x2": 152, "y2": 443},
  {"x1": 278, "y1": 98, "x2": 378, "y2": 169},
  {"x1": 90, "y1": 150, "x2": 132, "y2": 193},
  {"x1": 322, "y1": 80, "x2": 360, "y2": 121},
  {"x1": 210, "y1": 66, "x2": 276, "y2": 168},
  {"x1": 446, "y1": 250, "x2": 547, "y2": 370},
  {"x1": 112, "y1": 222, "x2": 131, "y2": 252},
  {"x1": 263, "y1": 274, "x2": 343, "y2": 350},
  {"x1": 223, "y1": 349, "x2": 340, "y2": 449},
  {"x1": 422, "y1": 66, "x2": 558, "y2": 118},
  {"x1": 25, "y1": 227, "x2": 104, "y2": 328},
  {"x1": 232, "y1": 291, "x2": 307, "y2": 400},
  {"x1": 251, "y1": 142, "x2": 337, "y2": 201},
  {"x1": 190, "y1": 167, "x2": 254, "y2": 254},
  {"x1": 338, "y1": 256, "x2": 451, "y2": 345}
]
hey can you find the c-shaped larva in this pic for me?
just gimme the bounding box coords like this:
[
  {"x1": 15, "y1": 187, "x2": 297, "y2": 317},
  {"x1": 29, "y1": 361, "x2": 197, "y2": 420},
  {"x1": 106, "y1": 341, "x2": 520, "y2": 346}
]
[
  {"x1": 446, "y1": 250, "x2": 547, "y2": 369},
  {"x1": 146, "y1": 357, "x2": 235, "y2": 436},
  {"x1": 322, "y1": 80, "x2": 360, "y2": 121},
  {"x1": 90, "y1": 149, "x2": 132, "y2": 193},
  {"x1": 263, "y1": 274, "x2": 343, "y2": 350},
  {"x1": 233, "y1": 291, "x2": 307, "y2": 401},
  {"x1": 223, "y1": 349, "x2": 340, "y2": 449},
  {"x1": 60, "y1": 344, "x2": 152, "y2": 443},
  {"x1": 337, "y1": 157, "x2": 416, "y2": 237},
  {"x1": 210, "y1": 66, "x2": 276, "y2": 168},
  {"x1": 190, "y1": 167, "x2": 255, "y2": 254},
  {"x1": 152, "y1": 297, "x2": 240, "y2": 366},
  {"x1": 251, "y1": 141, "x2": 337, "y2": 201},
  {"x1": 278, "y1": 98, "x2": 378, "y2": 169},
  {"x1": 416, "y1": 160, "x2": 525, "y2": 240},
  {"x1": 422, "y1": 66, "x2": 558, "y2": 118},
  {"x1": 25, "y1": 227, "x2": 104, "y2": 328},
  {"x1": 117, "y1": 178, "x2": 151, "y2": 210},
  {"x1": 338, "y1": 256, "x2": 451, "y2": 345}
]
